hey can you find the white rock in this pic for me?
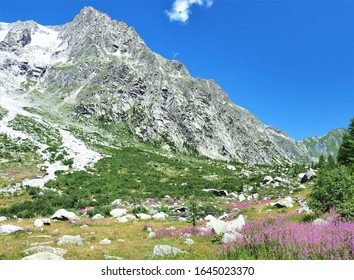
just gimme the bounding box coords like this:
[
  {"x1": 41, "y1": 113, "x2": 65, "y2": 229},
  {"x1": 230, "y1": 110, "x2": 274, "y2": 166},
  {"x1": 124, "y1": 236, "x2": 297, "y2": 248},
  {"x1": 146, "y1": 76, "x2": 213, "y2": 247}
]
[
  {"x1": 225, "y1": 215, "x2": 245, "y2": 233},
  {"x1": 33, "y1": 219, "x2": 44, "y2": 227},
  {"x1": 227, "y1": 165, "x2": 236, "y2": 171},
  {"x1": 33, "y1": 218, "x2": 50, "y2": 227},
  {"x1": 253, "y1": 193, "x2": 259, "y2": 200},
  {"x1": 185, "y1": 238, "x2": 194, "y2": 246},
  {"x1": 110, "y1": 208, "x2": 128, "y2": 218},
  {"x1": 100, "y1": 238, "x2": 112, "y2": 245},
  {"x1": 151, "y1": 245, "x2": 186, "y2": 257},
  {"x1": 0, "y1": 224, "x2": 24, "y2": 235},
  {"x1": 263, "y1": 176, "x2": 273, "y2": 184},
  {"x1": 152, "y1": 212, "x2": 168, "y2": 220},
  {"x1": 111, "y1": 199, "x2": 122, "y2": 206},
  {"x1": 22, "y1": 246, "x2": 67, "y2": 256},
  {"x1": 117, "y1": 217, "x2": 128, "y2": 223},
  {"x1": 57, "y1": 235, "x2": 83, "y2": 246},
  {"x1": 274, "y1": 196, "x2": 293, "y2": 208},
  {"x1": 238, "y1": 194, "x2": 245, "y2": 202},
  {"x1": 178, "y1": 217, "x2": 187, "y2": 222},
  {"x1": 136, "y1": 213, "x2": 152, "y2": 220},
  {"x1": 22, "y1": 252, "x2": 64, "y2": 260},
  {"x1": 123, "y1": 214, "x2": 137, "y2": 221},
  {"x1": 52, "y1": 209, "x2": 79, "y2": 221},
  {"x1": 206, "y1": 215, "x2": 245, "y2": 235},
  {"x1": 222, "y1": 232, "x2": 243, "y2": 243},
  {"x1": 312, "y1": 219, "x2": 327, "y2": 226},
  {"x1": 92, "y1": 214, "x2": 104, "y2": 220},
  {"x1": 0, "y1": 216, "x2": 7, "y2": 221},
  {"x1": 147, "y1": 232, "x2": 156, "y2": 239}
]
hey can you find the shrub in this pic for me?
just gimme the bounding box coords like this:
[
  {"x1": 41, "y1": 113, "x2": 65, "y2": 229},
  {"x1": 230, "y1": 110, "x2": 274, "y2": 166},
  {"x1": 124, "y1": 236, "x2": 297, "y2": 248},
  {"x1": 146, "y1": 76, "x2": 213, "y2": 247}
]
[{"x1": 309, "y1": 166, "x2": 354, "y2": 218}]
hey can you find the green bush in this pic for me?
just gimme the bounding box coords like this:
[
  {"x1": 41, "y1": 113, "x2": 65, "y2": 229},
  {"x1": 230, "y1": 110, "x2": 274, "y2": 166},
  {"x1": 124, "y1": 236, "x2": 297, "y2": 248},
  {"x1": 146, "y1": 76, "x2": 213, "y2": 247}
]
[{"x1": 309, "y1": 166, "x2": 354, "y2": 218}]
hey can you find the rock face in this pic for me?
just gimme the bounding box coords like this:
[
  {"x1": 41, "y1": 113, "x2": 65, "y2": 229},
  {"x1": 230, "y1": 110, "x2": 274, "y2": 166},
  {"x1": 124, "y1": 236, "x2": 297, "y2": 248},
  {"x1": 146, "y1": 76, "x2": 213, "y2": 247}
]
[
  {"x1": 300, "y1": 128, "x2": 347, "y2": 160},
  {"x1": 0, "y1": 7, "x2": 316, "y2": 165}
]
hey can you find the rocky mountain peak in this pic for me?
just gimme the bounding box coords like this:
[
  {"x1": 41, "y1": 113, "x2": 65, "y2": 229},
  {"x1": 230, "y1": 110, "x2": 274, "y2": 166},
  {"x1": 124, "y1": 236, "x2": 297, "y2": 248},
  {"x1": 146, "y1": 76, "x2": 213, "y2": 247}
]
[{"x1": 73, "y1": 6, "x2": 112, "y2": 25}]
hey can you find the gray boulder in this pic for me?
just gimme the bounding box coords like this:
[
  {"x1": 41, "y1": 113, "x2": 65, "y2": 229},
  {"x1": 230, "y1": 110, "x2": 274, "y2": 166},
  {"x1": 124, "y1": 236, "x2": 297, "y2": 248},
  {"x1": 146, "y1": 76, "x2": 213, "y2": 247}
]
[
  {"x1": 222, "y1": 232, "x2": 243, "y2": 243},
  {"x1": 0, "y1": 224, "x2": 24, "y2": 235},
  {"x1": 22, "y1": 246, "x2": 67, "y2": 256},
  {"x1": 273, "y1": 196, "x2": 293, "y2": 208},
  {"x1": 110, "y1": 208, "x2": 128, "y2": 218},
  {"x1": 312, "y1": 218, "x2": 327, "y2": 226},
  {"x1": 22, "y1": 252, "x2": 64, "y2": 260},
  {"x1": 52, "y1": 209, "x2": 79, "y2": 221},
  {"x1": 301, "y1": 169, "x2": 317, "y2": 183},
  {"x1": 263, "y1": 176, "x2": 273, "y2": 184},
  {"x1": 92, "y1": 214, "x2": 104, "y2": 220},
  {"x1": 184, "y1": 238, "x2": 194, "y2": 246},
  {"x1": 57, "y1": 235, "x2": 84, "y2": 246},
  {"x1": 151, "y1": 245, "x2": 186, "y2": 257},
  {"x1": 0, "y1": 216, "x2": 7, "y2": 221},
  {"x1": 99, "y1": 238, "x2": 112, "y2": 245}
]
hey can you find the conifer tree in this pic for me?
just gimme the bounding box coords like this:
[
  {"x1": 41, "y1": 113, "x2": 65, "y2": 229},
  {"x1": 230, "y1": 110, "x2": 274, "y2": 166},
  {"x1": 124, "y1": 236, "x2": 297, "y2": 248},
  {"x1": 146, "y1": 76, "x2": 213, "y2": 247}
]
[{"x1": 337, "y1": 118, "x2": 354, "y2": 167}]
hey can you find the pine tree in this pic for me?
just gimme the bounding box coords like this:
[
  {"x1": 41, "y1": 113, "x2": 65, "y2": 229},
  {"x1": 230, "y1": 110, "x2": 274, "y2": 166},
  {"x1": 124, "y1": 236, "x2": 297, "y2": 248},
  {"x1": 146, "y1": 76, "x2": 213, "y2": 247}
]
[{"x1": 337, "y1": 118, "x2": 354, "y2": 167}]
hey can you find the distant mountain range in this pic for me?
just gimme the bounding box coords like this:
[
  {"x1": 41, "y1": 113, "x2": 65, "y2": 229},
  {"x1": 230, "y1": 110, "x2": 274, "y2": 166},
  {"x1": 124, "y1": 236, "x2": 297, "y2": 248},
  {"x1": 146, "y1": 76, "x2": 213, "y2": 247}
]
[{"x1": 0, "y1": 7, "x2": 345, "y2": 164}]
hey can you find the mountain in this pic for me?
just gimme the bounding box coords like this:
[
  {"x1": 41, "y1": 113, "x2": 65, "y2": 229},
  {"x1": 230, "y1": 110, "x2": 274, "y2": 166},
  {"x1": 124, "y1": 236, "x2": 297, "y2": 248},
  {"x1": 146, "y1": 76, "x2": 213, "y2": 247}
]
[
  {"x1": 0, "y1": 6, "x2": 330, "y2": 164},
  {"x1": 300, "y1": 128, "x2": 347, "y2": 160}
]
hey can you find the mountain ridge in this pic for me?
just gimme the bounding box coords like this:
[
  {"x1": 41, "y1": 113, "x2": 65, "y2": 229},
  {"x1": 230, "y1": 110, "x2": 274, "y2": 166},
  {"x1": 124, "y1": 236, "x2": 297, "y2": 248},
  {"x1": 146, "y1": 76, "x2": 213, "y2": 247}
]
[{"x1": 0, "y1": 6, "x2": 344, "y2": 164}]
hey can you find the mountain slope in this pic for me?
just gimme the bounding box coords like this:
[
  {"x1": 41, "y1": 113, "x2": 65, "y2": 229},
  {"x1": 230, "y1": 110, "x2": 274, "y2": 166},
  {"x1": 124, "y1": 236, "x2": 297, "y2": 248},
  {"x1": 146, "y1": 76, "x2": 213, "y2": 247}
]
[
  {"x1": 300, "y1": 128, "x2": 347, "y2": 160},
  {"x1": 1, "y1": 6, "x2": 313, "y2": 164}
]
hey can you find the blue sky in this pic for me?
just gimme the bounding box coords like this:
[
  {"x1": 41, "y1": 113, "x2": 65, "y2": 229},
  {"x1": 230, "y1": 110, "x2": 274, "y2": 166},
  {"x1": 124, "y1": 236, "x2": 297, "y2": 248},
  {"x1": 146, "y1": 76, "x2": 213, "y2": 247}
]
[{"x1": 1, "y1": 0, "x2": 353, "y2": 140}]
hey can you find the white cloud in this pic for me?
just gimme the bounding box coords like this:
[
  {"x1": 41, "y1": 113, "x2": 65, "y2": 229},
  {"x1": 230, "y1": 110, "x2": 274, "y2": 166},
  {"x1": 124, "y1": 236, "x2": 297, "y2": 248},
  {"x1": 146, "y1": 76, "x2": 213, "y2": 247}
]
[{"x1": 166, "y1": 0, "x2": 213, "y2": 23}]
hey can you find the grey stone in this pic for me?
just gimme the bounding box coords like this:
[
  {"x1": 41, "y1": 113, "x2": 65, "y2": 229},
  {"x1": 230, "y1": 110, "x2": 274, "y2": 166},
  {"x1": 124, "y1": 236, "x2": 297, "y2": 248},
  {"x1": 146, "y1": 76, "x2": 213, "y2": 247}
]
[
  {"x1": 52, "y1": 209, "x2": 79, "y2": 221},
  {"x1": 151, "y1": 245, "x2": 186, "y2": 257},
  {"x1": 92, "y1": 214, "x2": 104, "y2": 220},
  {"x1": 57, "y1": 235, "x2": 84, "y2": 246},
  {"x1": 184, "y1": 238, "x2": 194, "y2": 246},
  {"x1": 110, "y1": 208, "x2": 128, "y2": 218},
  {"x1": 22, "y1": 252, "x2": 64, "y2": 260},
  {"x1": 301, "y1": 169, "x2": 317, "y2": 183},
  {"x1": 22, "y1": 246, "x2": 67, "y2": 256},
  {"x1": 99, "y1": 238, "x2": 112, "y2": 245},
  {"x1": 0, "y1": 224, "x2": 24, "y2": 235}
]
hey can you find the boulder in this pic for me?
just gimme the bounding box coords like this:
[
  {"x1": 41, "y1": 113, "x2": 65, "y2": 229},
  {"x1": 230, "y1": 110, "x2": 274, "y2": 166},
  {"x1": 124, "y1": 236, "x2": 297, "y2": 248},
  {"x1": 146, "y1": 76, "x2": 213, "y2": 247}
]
[
  {"x1": 184, "y1": 238, "x2": 194, "y2": 246},
  {"x1": 273, "y1": 196, "x2": 293, "y2": 208},
  {"x1": 206, "y1": 215, "x2": 245, "y2": 235},
  {"x1": 92, "y1": 214, "x2": 104, "y2": 220},
  {"x1": 0, "y1": 216, "x2": 7, "y2": 221},
  {"x1": 225, "y1": 215, "x2": 245, "y2": 233},
  {"x1": 263, "y1": 176, "x2": 273, "y2": 184},
  {"x1": 123, "y1": 214, "x2": 137, "y2": 221},
  {"x1": 147, "y1": 232, "x2": 156, "y2": 239},
  {"x1": 312, "y1": 219, "x2": 327, "y2": 226},
  {"x1": 238, "y1": 194, "x2": 245, "y2": 202},
  {"x1": 152, "y1": 212, "x2": 168, "y2": 220},
  {"x1": 273, "y1": 177, "x2": 284, "y2": 183},
  {"x1": 222, "y1": 232, "x2": 243, "y2": 243},
  {"x1": 202, "y1": 188, "x2": 228, "y2": 196},
  {"x1": 52, "y1": 209, "x2": 79, "y2": 221},
  {"x1": 136, "y1": 213, "x2": 152, "y2": 220},
  {"x1": 111, "y1": 199, "x2": 122, "y2": 206},
  {"x1": 34, "y1": 218, "x2": 51, "y2": 227},
  {"x1": 151, "y1": 245, "x2": 186, "y2": 257},
  {"x1": 0, "y1": 224, "x2": 24, "y2": 235},
  {"x1": 22, "y1": 252, "x2": 64, "y2": 260},
  {"x1": 22, "y1": 246, "x2": 67, "y2": 256},
  {"x1": 110, "y1": 208, "x2": 128, "y2": 218},
  {"x1": 178, "y1": 217, "x2": 187, "y2": 222},
  {"x1": 57, "y1": 235, "x2": 84, "y2": 246},
  {"x1": 117, "y1": 217, "x2": 129, "y2": 223},
  {"x1": 99, "y1": 238, "x2": 112, "y2": 245},
  {"x1": 227, "y1": 165, "x2": 236, "y2": 171},
  {"x1": 301, "y1": 169, "x2": 317, "y2": 183}
]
